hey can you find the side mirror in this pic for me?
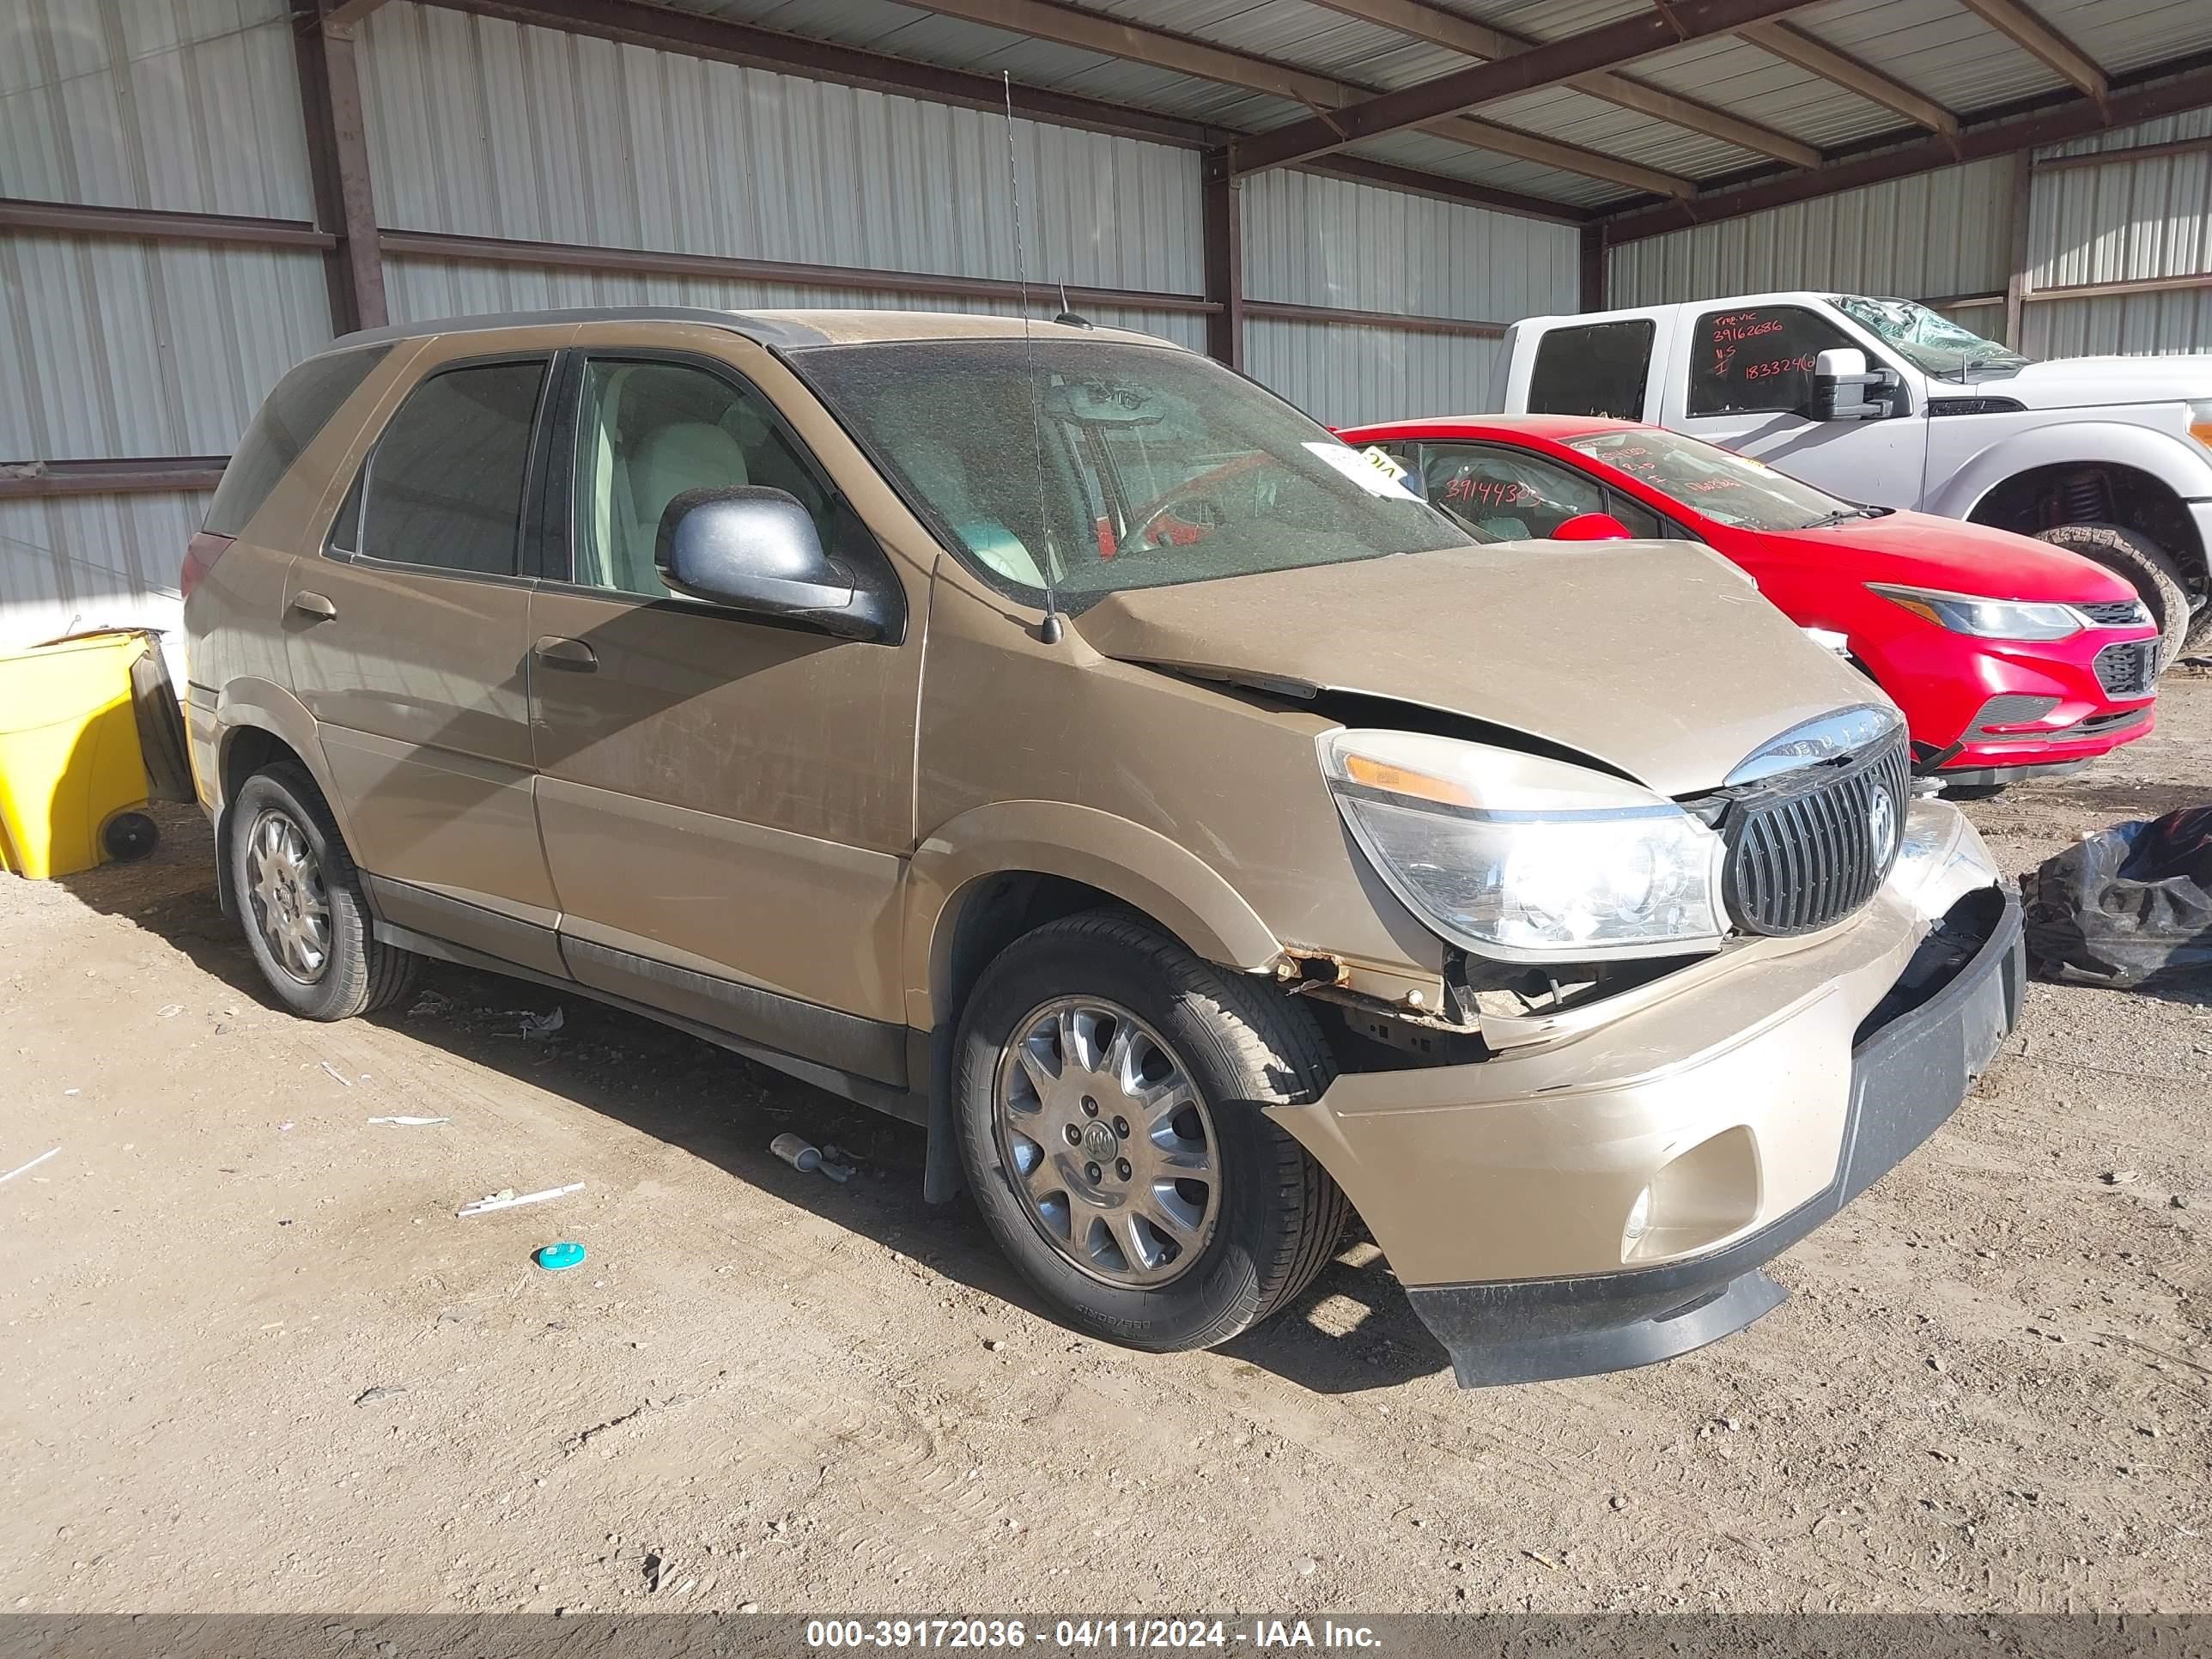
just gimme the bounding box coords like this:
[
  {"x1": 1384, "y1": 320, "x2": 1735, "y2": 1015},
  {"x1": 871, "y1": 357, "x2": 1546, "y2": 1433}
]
[
  {"x1": 1810, "y1": 347, "x2": 1893, "y2": 421},
  {"x1": 1552, "y1": 512, "x2": 1633, "y2": 541},
  {"x1": 655, "y1": 487, "x2": 895, "y2": 641}
]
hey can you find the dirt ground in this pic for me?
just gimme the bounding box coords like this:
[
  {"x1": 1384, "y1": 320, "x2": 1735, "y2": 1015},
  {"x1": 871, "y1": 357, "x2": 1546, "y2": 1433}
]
[{"x1": 3, "y1": 681, "x2": 2209, "y2": 1617}]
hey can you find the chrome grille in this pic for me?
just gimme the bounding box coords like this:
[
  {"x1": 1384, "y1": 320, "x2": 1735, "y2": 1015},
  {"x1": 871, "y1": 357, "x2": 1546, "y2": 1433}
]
[
  {"x1": 1722, "y1": 735, "x2": 1911, "y2": 937},
  {"x1": 2093, "y1": 639, "x2": 2156, "y2": 696}
]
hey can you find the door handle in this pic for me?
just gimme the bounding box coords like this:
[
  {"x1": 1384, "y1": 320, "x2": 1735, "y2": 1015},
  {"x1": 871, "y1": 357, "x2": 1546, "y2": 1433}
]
[
  {"x1": 289, "y1": 590, "x2": 337, "y2": 622},
  {"x1": 532, "y1": 635, "x2": 597, "y2": 672}
]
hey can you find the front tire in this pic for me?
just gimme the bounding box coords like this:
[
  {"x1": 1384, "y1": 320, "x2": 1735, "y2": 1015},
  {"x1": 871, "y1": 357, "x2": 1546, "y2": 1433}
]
[
  {"x1": 952, "y1": 910, "x2": 1348, "y2": 1353},
  {"x1": 228, "y1": 762, "x2": 416, "y2": 1021},
  {"x1": 2035, "y1": 522, "x2": 2190, "y2": 670}
]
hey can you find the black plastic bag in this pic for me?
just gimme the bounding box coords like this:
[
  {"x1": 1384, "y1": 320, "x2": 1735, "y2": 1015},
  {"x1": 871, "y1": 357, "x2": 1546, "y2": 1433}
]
[{"x1": 2022, "y1": 806, "x2": 2212, "y2": 988}]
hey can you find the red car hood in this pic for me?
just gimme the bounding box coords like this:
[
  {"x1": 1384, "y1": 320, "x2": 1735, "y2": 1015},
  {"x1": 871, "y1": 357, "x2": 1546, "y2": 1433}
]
[{"x1": 1760, "y1": 509, "x2": 2138, "y2": 602}]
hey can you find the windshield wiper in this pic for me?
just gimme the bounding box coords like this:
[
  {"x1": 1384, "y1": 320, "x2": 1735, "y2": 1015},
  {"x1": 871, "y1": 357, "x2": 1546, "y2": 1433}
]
[{"x1": 1805, "y1": 506, "x2": 1875, "y2": 528}]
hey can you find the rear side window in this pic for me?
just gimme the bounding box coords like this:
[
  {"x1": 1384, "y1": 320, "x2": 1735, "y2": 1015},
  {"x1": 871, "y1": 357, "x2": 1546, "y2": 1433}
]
[
  {"x1": 1527, "y1": 321, "x2": 1653, "y2": 419},
  {"x1": 360, "y1": 361, "x2": 546, "y2": 576},
  {"x1": 1686, "y1": 306, "x2": 1854, "y2": 417},
  {"x1": 204, "y1": 346, "x2": 389, "y2": 538}
]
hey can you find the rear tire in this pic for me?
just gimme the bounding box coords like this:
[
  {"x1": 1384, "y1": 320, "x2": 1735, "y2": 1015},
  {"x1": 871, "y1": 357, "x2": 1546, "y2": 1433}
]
[
  {"x1": 952, "y1": 910, "x2": 1348, "y2": 1353},
  {"x1": 2035, "y1": 522, "x2": 2190, "y2": 670},
  {"x1": 228, "y1": 762, "x2": 416, "y2": 1022}
]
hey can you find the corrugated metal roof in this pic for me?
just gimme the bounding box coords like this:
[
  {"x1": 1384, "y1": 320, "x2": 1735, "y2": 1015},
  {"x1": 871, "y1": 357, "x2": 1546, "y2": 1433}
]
[
  {"x1": 1242, "y1": 166, "x2": 1578, "y2": 318},
  {"x1": 0, "y1": 231, "x2": 332, "y2": 461},
  {"x1": 1624, "y1": 31, "x2": 1904, "y2": 154},
  {"x1": 1783, "y1": 0, "x2": 2061, "y2": 121},
  {"x1": 2036, "y1": 0, "x2": 2212, "y2": 80},
  {"x1": 360, "y1": 3, "x2": 1206, "y2": 297},
  {"x1": 1341, "y1": 128, "x2": 1626, "y2": 209},
  {"x1": 0, "y1": 0, "x2": 314, "y2": 217}
]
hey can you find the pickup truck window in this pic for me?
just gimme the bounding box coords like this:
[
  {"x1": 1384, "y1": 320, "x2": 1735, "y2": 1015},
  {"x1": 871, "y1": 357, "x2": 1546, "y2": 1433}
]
[
  {"x1": 1686, "y1": 305, "x2": 1854, "y2": 419},
  {"x1": 1569, "y1": 428, "x2": 1865, "y2": 533},
  {"x1": 1527, "y1": 319, "x2": 1655, "y2": 419},
  {"x1": 1828, "y1": 295, "x2": 2028, "y2": 378}
]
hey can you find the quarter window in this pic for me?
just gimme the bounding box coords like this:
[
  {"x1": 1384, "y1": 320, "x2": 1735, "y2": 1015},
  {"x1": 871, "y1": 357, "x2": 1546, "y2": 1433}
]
[
  {"x1": 359, "y1": 361, "x2": 546, "y2": 576},
  {"x1": 1686, "y1": 306, "x2": 1854, "y2": 418},
  {"x1": 1527, "y1": 320, "x2": 1655, "y2": 419},
  {"x1": 571, "y1": 359, "x2": 840, "y2": 599},
  {"x1": 204, "y1": 345, "x2": 388, "y2": 538}
]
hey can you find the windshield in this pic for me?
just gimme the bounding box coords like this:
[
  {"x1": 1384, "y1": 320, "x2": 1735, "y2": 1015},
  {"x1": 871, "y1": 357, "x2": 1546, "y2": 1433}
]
[
  {"x1": 1828, "y1": 295, "x2": 2030, "y2": 379},
  {"x1": 1568, "y1": 428, "x2": 1865, "y2": 532},
  {"x1": 792, "y1": 339, "x2": 1476, "y2": 605}
]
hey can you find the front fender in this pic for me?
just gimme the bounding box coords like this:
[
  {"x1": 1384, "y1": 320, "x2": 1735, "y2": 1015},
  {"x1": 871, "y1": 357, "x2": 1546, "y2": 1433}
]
[
  {"x1": 1929, "y1": 420, "x2": 2212, "y2": 520},
  {"x1": 902, "y1": 799, "x2": 1282, "y2": 1031}
]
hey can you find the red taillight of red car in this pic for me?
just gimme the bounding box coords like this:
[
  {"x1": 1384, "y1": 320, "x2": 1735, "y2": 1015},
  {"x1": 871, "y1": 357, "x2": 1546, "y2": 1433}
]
[{"x1": 179, "y1": 531, "x2": 234, "y2": 601}]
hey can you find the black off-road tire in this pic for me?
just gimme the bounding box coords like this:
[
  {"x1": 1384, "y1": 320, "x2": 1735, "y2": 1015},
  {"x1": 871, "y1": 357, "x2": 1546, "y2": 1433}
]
[
  {"x1": 952, "y1": 910, "x2": 1349, "y2": 1353},
  {"x1": 228, "y1": 762, "x2": 416, "y2": 1022},
  {"x1": 2035, "y1": 522, "x2": 2191, "y2": 670}
]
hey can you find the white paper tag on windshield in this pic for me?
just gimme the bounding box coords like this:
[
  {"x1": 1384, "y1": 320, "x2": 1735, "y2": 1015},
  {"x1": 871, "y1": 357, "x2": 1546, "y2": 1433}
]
[
  {"x1": 1306, "y1": 441, "x2": 1420, "y2": 501},
  {"x1": 1356, "y1": 444, "x2": 1409, "y2": 483}
]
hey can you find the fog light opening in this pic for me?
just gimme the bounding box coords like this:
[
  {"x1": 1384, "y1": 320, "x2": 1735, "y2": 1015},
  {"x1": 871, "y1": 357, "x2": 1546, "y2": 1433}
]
[{"x1": 1622, "y1": 1185, "x2": 1654, "y2": 1252}]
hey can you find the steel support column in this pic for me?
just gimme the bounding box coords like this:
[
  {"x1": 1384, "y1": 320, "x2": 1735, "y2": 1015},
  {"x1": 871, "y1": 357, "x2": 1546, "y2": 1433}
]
[
  {"x1": 1203, "y1": 159, "x2": 1245, "y2": 371},
  {"x1": 293, "y1": 0, "x2": 386, "y2": 333}
]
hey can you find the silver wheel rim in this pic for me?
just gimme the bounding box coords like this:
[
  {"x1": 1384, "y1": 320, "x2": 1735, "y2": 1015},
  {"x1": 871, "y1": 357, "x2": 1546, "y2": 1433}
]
[
  {"x1": 993, "y1": 996, "x2": 1220, "y2": 1289},
  {"x1": 245, "y1": 807, "x2": 331, "y2": 985}
]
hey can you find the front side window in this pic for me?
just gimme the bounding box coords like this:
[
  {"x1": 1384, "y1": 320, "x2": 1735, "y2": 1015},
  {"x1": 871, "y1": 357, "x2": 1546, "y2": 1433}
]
[
  {"x1": 571, "y1": 358, "x2": 842, "y2": 599},
  {"x1": 1421, "y1": 443, "x2": 1608, "y2": 541},
  {"x1": 791, "y1": 340, "x2": 1471, "y2": 605},
  {"x1": 1569, "y1": 428, "x2": 1863, "y2": 532},
  {"x1": 1827, "y1": 295, "x2": 2028, "y2": 378},
  {"x1": 359, "y1": 360, "x2": 546, "y2": 575},
  {"x1": 1686, "y1": 306, "x2": 1854, "y2": 418},
  {"x1": 1527, "y1": 320, "x2": 1655, "y2": 419}
]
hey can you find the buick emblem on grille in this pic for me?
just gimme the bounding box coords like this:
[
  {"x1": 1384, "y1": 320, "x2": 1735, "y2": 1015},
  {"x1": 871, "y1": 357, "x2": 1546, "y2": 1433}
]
[{"x1": 1868, "y1": 783, "x2": 1897, "y2": 861}]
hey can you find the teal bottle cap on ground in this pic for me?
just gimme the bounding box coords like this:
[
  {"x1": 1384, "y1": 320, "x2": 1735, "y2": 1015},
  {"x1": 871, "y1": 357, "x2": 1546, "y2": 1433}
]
[{"x1": 534, "y1": 1242, "x2": 586, "y2": 1270}]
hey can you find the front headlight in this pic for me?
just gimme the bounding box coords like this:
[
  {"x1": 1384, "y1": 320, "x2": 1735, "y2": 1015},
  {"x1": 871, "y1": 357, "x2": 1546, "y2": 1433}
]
[
  {"x1": 1319, "y1": 730, "x2": 1726, "y2": 962},
  {"x1": 2188, "y1": 397, "x2": 2212, "y2": 451},
  {"x1": 1869, "y1": 582, "x2": 2082, "y2": 641}
]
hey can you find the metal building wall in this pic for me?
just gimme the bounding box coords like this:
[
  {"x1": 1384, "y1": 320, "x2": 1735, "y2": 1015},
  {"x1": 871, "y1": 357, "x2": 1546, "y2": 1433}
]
[
  {"x1": 356, "y1": 3, "x2": 1206, "y2": 336},
  {"x1": 1606, "y1": 155, "x2": 2018, "y2": 336},
  {"x1": 2027, "y1": 110, "x2": 2212, "y2": 357},
  {"x1": 1, "y1": 0, "x2": 333, "y2": 650},
  {"x1": 1237, "y1": 168, "x2": 1579, "y2": 425}
]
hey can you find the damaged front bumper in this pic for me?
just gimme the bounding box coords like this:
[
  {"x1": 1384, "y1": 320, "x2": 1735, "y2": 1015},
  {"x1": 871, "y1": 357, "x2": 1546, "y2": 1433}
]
[{"x1": 1267, "y1": 802, "x2": 2022, "y2": 1388}]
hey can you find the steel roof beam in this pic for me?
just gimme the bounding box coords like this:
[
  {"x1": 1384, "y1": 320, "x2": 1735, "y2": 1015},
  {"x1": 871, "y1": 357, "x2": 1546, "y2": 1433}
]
[
  {"x1": 1304, "y1": 0, "x2": 1819, "y2": 167},
  {"x1": 1603, "y1": 57, "x2": 2212, "y2": 242},
  {"x1": 1734, "y1": 19, "x2": 1958, "y2": 138},
  {"x1": 1955, "y1": 0, "x2": 2107, "y2": 105},
  {"x1": 885, "y1": 0, "x2": 1696, "y2": 198},
  {"x1": 1229, "y1": 0, "x2": 1824, "y2": 174}
]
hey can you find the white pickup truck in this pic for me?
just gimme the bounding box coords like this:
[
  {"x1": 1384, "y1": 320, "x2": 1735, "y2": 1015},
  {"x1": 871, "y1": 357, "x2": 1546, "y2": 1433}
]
[{"x1": 1489, "y1": 292, "x2": 2212, "y2": 665}]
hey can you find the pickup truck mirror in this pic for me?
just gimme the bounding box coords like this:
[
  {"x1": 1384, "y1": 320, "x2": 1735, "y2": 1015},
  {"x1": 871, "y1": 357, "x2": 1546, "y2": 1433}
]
[
  {"x1": 655, "y1": 486, "x2": 896, "y2": 641},
  {"x1": 1809, "y1": 348, "x2": 1894, "y2": 422}
]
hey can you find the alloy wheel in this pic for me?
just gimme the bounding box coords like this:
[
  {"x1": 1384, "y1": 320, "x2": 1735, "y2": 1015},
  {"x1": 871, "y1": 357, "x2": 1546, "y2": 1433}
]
[
  {"x1": 245, "y1": 807, "x2": 331, "y2": 985},
  {"x1": 993, "y1": 996, "x2": 1221, "y2": 1287}
]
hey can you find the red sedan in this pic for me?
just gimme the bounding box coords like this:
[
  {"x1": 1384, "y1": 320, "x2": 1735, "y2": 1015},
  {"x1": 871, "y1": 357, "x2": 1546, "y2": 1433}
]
[{"x1": 1338, "y1": 415, "x2": 2160, "y2": 793}]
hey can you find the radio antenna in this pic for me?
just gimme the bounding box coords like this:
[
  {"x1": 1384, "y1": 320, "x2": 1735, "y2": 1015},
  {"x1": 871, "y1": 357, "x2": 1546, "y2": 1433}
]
[{"x1": 1002, "y1": 70, "x2": 1063, "y2": 644}]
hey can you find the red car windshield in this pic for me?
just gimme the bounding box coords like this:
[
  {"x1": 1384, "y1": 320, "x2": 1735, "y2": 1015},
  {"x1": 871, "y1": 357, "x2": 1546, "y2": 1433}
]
[{"x1": 1567, "y1": 428, "x2": 1857, "y2": 532}]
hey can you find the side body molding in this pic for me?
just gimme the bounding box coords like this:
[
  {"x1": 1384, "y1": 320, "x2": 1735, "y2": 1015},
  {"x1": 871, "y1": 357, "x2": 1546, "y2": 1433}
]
[{"x1": 902, "y1": 799, "x2": 1284, "y2": 1032}]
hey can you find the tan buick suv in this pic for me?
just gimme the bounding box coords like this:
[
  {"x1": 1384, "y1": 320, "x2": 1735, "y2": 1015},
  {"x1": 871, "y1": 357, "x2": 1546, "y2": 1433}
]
[{"x1": 182, "y1": 307, "x2": 2023, "y2": 1386}]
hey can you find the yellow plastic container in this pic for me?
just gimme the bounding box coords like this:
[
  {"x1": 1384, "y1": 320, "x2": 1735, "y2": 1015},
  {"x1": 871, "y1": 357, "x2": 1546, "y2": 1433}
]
[{"x1": 0, "y1": 631, "x2": 156, "y2": 879}]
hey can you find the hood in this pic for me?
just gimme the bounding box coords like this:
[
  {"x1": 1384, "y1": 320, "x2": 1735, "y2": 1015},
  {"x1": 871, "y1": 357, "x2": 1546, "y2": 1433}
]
[
  {"x1": 1764, "y1": 509, "x2": 2140, "y2": 602},
  {"x1": 1072, "y1": 542, "x2": 1884, "y2": 797},
  {"x1": 1984, "y1": 354, "x2": 2212, "y2": 411}
]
